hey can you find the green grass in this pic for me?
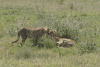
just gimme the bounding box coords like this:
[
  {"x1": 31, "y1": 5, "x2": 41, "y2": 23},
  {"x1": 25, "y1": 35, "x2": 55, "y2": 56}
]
[{"x1": 0, "y1": 0, "x2": 100, "y2": 67}]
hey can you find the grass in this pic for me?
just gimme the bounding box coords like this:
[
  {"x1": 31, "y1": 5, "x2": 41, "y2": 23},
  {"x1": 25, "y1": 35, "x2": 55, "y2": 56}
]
[
  {"x1": 1, "y1": 52, "x2": 100, "y2": 67},
  {"x1": 0, "y1": 0, "x2": 100, "y2": 67}
]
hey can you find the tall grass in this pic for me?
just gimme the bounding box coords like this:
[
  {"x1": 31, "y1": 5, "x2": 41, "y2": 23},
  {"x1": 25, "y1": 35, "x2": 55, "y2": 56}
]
[
  {"x1": 29, "y1": 35, "x2": 57, "y2": 48},
  {"x1": 78, "y1": 25, "x2": 99, "y2": 54},
  {"x1": 6, "y1": 17, "x2": 29, "y2": 37},
  {"x1": 6, "y1": 2, "x2": 99, "y2": 54},
  {"x1": 0, "y1": 0, "x2": 100, "y2": 67},
  {"x1": 1, "y1": 0, "x2": 99, "y2": 56},
  {"x1": 31, "y1": 10, "x2": 99, "y2": 54},
  {"x1": 15, "y1": 47, "x2": 59, "y2": 60}
]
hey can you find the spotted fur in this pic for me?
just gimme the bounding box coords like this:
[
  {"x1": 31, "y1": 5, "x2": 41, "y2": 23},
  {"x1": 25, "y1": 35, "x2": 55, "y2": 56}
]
[
  {"x1": 49, "y1": 30, "x2": 75, "y2": 47},
  {"x1": 12, "y1": 27, "x2": 50, "y2": 46}
]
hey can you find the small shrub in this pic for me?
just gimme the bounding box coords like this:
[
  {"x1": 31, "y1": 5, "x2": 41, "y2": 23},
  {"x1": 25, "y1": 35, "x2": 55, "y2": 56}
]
[
  {"x1": 78, "y1": 41, "x2": 97, "y2": 54},
  {"x1": 29, "y1": 35, "x2": 56, "y2": 48},
  {"x1": 38, "y1": 35, "x2": 56, "y2": 48},
  {"x1": 42, "y1": 38, "x2": 56, "y2": 49},
  {"x1": 78, "y1": 26, "x2": 98, "y2": 54}
]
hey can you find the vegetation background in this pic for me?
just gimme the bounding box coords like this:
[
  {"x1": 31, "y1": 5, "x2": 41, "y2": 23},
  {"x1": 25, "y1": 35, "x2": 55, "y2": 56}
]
[{"x1": 0, "y1": 0, "x2": 100, "y2": 67}]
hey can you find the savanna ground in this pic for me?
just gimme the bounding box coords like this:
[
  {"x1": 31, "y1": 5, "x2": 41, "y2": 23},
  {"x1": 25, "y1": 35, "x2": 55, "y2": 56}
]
[{"x1": 0, "y1": 0, "x2": 100, "y2": 67}]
